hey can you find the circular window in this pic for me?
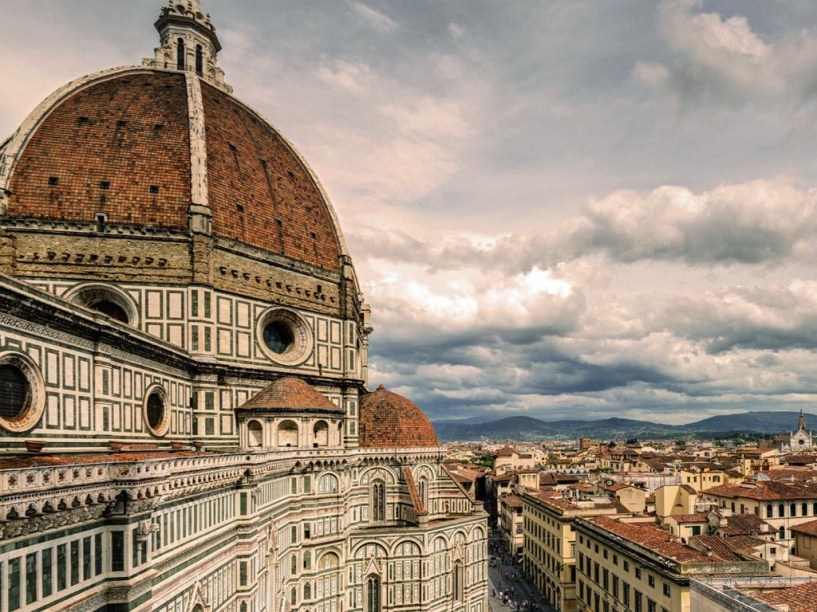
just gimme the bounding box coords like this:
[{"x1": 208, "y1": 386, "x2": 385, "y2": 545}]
[
  {"x1": 264, "y1": 321, "x2": 294, "y2": 354},
  {"x1": 0, "y1": 352, "x2": 45, "y2": 433},
  {"x1": 256, "y1": 308, "x2": 313, "y2": 366},
  {"x1": 143, "y1": 385, "x2": 170, "y2": 437}
]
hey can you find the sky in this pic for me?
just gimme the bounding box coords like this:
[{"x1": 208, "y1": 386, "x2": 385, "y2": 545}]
[{"x1": 4, "y1": 1, "x2": 817, "y2": 425}]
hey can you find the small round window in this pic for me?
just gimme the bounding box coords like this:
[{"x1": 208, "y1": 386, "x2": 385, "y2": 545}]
[
  {"x1": 0, "y1": 352, "x2": 45, "y2": 433},
  {"x1": 143, "y1": 385, "x2": 170, "y2": 437},
  {"x1": 256, "y1": 308, "x2": 313, "y2": 366},
  {"x1": 264, "y1": 321, "x2": 295, "y2": 354},
  {"x1": 0, "y1": 364, "x2": 30, "y2": 421}
]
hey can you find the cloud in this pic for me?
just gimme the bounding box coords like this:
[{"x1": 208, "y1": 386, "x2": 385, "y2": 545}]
[
  {"x1": 566, "y1": 178, "x2": 817, "y2": 265},
  {"x1": 380, "y1": 96, "x2": 471, "y2": 139},
  {"x1": 448, "y1": 23, "x2": 465, "y2": 40},
  {"x1": 636, "y1": 0, "x2": 817, "y2": 106},
  {"x1": 317, "y1": 60, "x2": 373, "y2": 94},
  {"x1": 351, "y1": 177, "x2": 817, "y2": 274},
  {"x1": 350, "y1": 1, "x2": 398, "y2": 33}
]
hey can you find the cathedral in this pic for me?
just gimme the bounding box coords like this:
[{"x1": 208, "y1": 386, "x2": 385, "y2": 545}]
[
  {"x1": 780, "y1": 409, "x2": 814, "y2": 454},
  {"x1": 0, "y1": 1, "x2": 488, "y2": 610}
]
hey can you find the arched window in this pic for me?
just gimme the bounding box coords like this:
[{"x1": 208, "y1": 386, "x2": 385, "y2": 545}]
[
  {"x1": 304, "y1": 582, "x2": 312, "y2": 600},
  {"x1": 419, "y1": 478, "x2": 429, "y2": 511},
  {"x1": 247, "y1": 420, "x2": 263, "y2": 447},
  {"x1": 779, "y1": 526, "x2": 786, "y2": 539},
  {"x1": 304, "y1": 550, "x2": 311, "y2": 570},
  {"x1": 177, "y1": 38, "x2": 186, "y2": 70},
  {"x1": 313, "y1": 420, "x2": 329, "y2": 447},
  {"x1": 318, "y1": 474, "x2": 339, "y2": 494},
  {"x1": 779, "y1": 503, "x2": 785, "y2": 517},
  {"x1": 277, "y1": 420, "x2": 298, "y2": 447},
  {"x1": 791, "y1": 503, "x2": 797, "y2": 517},
  {"x1": 766, "y1": 503, "x2": 773, "y2": 518},
  {"x1": 372, "y1": 480, "x2": 385, "y2": 522},
  {"x1": 195, "y1": 44, "x2": 203, "y2": 75},
  {"x1": 290, "y1": 587, "x2": 297, "y2": 606},
  {"x1": 453, "y1": 560, "x2": 464, "y2": 601},
  {"x1": 803, "y1": 502, "x2": 809, "y2": 516},
  {"x1": 366, "y1": 574, "x2": 381, "y2": 612}
]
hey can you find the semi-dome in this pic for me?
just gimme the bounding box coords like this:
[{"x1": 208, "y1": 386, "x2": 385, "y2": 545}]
[
  {"x1": 1, "y1": 68, "x2": 344, "y2": 272},
  {"x1": 359, "y1": 386, "x2": 438, "y2": 448},
  {"x1": 238, "y1": 376, "x2": 342, "y2": 413}
]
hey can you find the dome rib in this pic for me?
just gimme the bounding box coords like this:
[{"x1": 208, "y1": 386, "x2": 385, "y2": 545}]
[{"x1": 1, "y1": 67, "x2": 351, "y2": 275}]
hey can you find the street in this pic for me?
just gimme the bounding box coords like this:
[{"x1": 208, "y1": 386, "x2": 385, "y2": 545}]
[{"x1": 487, "y1": 529, "x2": 556, "y2": 612}]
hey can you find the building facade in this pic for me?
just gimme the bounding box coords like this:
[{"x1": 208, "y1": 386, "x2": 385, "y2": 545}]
[
  {"x1": 574, "y1": 516, "x2": 768, "y2": 612},
  {"x1": 0, "y1": 1, "x2": 488, "y2": 611},
  {"x1": 520, "y1": 491, "x2": 621, "y2": 612}
]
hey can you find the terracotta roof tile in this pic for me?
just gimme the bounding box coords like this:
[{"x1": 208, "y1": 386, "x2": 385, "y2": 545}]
[
  {"x1": 752, "y1": 579, "x2": 817, "y2": 612},
  {"x1": 237, "y1": 377, "x2": 342, "y2": 413},
  {"x1": 589, "y1": 516, "x2": 717, "y2": 563},
  {"x1": 359, "y1": 386, "x2": 438, "y2": 448},
  {"x1": 792, "y1": 518, "x2": 817, "y2": 537}
]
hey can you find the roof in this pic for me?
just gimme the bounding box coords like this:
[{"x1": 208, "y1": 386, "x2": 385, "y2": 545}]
[
  {"x1": 791, "y1": 518, "x2": 817, "y2": 537},
  {"x1": 237, "y1": 377, "x2": 341, "y2": 413},
  {"x1": 0, "y1": 450, "x2": 208, "y2": 470},
  {"x1": 720, "y1": 513, "x2": 769, "y2": 536},
  {"x1": 666, "y1": 513, "x2": 709, "y2": 524},
  {"x1": 687, "y1": 536, "x2": 744, "y2": 562},
  {"x1": 751, "y1": 579, "x2": 817, "y2": 612},
  {"x1": 588, "y1": 516, "x2": 718, "y2": 563},
  {"x1": 358, "y1": 386, "x2": 438, "y2": 449},
  {"x1": 4, "y1": 68, "x2": 345, "y2": 272},
  {"x1": 706, "y1": 480, "x2": 817, "y2": 501}
]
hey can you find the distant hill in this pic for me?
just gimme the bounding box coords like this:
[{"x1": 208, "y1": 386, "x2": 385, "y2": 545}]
[{"x1": 432, "y1": 411, "x2": 816, "y2": 442}]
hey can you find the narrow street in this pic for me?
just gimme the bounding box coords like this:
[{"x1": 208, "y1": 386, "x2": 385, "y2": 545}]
[{"x1": 487, "y1": 529, "x2": 556, "y2": 612}]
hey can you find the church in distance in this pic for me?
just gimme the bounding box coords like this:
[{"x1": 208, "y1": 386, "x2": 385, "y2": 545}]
[{"x1": 0, "y1": 1, "x2": 489, "y2": 610}]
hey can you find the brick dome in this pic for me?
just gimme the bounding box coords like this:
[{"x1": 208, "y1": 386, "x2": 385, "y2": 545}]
[
  {"x1": 1, "y1": 68, "x2": 345, "y2": 272},
  {"x1": 359, "y1": 386, "x2": 439, "y2": 448}
]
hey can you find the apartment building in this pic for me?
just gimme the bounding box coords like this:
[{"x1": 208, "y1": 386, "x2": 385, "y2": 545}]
[
  {"x1": 574, "y1": 516, "x2": 768, "y2": 612},
  {"x1": 520, "y1": 491, "x2": 622, "y2": 612}
]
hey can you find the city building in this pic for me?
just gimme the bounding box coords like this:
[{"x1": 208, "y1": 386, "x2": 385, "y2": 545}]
[
  {"x1": 574, "y1": 516, "x2": 768, "y2": 612},
  {"x1": 520, "y1": 490, "x2": 622, "y2": 612},
  {"x1": 0, "y1": 1, "x2": 488, "y2": 610},
  {"x1": 703, "y1": 479, "x2": 817, "y2": 553}
]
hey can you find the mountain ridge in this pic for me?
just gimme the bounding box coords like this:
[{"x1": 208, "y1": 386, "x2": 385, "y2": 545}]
[{"x1": 431, "y1": 411, "x2": 815, "y2": 442}]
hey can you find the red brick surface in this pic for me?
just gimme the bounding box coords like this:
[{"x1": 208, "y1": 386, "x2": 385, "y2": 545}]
[
  {"x1": 9, "y1": 72, "x2": 191, "y2": 228},
  {"x1": 201, "y1": 83, "x2": 342, "y2": 271},
  {"x1": 8, "y1": 72, "x2": 344, "y2": 272},
  {"x1": 359, "y1": 386, "x2": 438, "y2": 448},
  {"x1": 238, "y1": 376, "x2": 342, "y2": 412}
]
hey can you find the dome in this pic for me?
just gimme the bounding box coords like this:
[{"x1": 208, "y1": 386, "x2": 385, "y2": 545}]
[
  {"x1": 359, "y1": 386, "x2": 438, "y2": 448},
  {"x1": 238, "y1": 376, "x2": 342, "y2": 413},
  {"x1": 1, "y1": 67, "x2": 345, "y2": 272}
]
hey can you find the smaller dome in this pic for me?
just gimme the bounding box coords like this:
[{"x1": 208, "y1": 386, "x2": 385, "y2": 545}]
[
  {"x1": 238, "y1": 377, "x2": 342, "y2": 413},
  {"x1": 359, "y1": 386, "x2": 438, "y2": 448}
]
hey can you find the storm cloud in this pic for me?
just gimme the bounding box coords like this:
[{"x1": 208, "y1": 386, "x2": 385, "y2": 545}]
[{"x1": 4, "y1": 0, "x2": 817, "y2": 424}]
